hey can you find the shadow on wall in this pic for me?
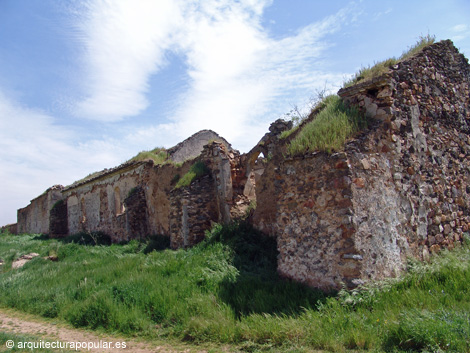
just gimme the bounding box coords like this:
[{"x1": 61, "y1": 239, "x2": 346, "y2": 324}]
[{"x1": 203, "y1": 221, "x2": 329, "y2": 318}]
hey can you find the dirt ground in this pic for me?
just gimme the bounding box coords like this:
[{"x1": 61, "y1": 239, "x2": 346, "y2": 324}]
[{"x1": 0, "y1": 309, "x2": 214, "y2": 353}]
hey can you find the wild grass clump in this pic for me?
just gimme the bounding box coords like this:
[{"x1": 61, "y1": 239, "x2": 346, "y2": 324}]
[
  {"x1": 57, "y1": 231, "x2": 112, "y2": 246},
  {"x1": 279, "y1": 125, "x2": 299, "y2": 139},
  {"x1": 128, "y1": 147, "x2": 168, "y2": 165},
  {"x1": 344, "y1": 34, "x2": 435, "y2": 87},
  {"x1": 400, "y1": 33, "x2": 436, "y2": 60},
  {"x1": 287, "y1": 95, "x2": 366, "y2": 155},
  {"x1": 280, "y1": 87, "x2": 333, "y2": 140},
  {"x1": 174, "y1": 161, "x2": 209, "y2": 189}
]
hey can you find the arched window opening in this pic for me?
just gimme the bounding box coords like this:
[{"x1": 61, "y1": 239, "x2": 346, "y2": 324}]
[{"x1": 255, "y1": 152, "x2": 266, "y2": 165}]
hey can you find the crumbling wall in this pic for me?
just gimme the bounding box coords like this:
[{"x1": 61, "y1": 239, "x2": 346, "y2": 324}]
[
  {"x1": 204, "y1": 142, "x2": 234, "y2": 223},
  {"x1": 169, "y1": 142, "x2": 241, "y2": 248},
  {"x1": 143, "y1": 162, "x2": 183, "y2": 236},
  {"x1": 0, "y1": 223, "x2": 17, "y2": 234},
  {"x1": 169, "y1": 173, "x2": 218, "y2": 248},
  {"x1": 341, "y1": 39, "x2": 470, "y2": 264},
  {"x1": 167, "y1": 129, "x2": 233, "y2": 164},
  {"x1": 251, "y1": 119, "x2": 293, "y2": 235},
  {"x1": 253, "y1": 40, "x2": 470, "y2": 290},
  {"x1": 60, "y1": 158, "x2": 198, "y2": 243},
  {"x1": 62, "y1": 163, "x2": 148, "y2": 241},
  {"x1": 272, "y1": 153, "x2": 362, "y2": 289},
  {"x1": 17, "y1": 185, "x2": 63, "y2": 234}
]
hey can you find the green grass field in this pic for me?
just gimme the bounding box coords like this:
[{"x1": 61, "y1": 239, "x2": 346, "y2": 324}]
[{"x1": 0, "y1": 225, "x2": 469, "y2": 352}]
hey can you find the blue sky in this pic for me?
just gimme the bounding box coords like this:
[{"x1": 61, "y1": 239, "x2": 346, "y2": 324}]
[{"x1": 1, "y1": 0, "x2": 469, "y2": 226}]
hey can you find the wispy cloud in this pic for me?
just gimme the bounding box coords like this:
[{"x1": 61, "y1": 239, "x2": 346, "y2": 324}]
[
  {"x1": 450, "y1": 23, "x2": 470, "y2": 42},
  {"x1": 0, "y1": 92, "x2": 124, "y2": 224},
  {"x1": 72, "y1": 0, "x2": 183, "y2": 121},
  {"x1": 71, "y1": 0, "x2": 354, "y2": 142}
]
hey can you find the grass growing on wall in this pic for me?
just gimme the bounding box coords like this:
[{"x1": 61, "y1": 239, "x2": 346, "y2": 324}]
[
  {"x1": 0, "y1": 229, "x2": 469, "y2": 352},
  {"x1": 127, "y1": 147, "x2": 168, "y2": 165},
  {"x1": 287, "y1": 95, "x2": 367, "y2": 155},
  {"x1": 343, "y1": 34, "x2": 435, "y2": 88},
  {"x1": 174, "y1": 161, "x2": 209, "y2": 189}
]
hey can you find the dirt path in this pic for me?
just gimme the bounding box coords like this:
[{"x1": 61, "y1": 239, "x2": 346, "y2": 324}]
[{"x1": 0, "y1": 309, "x2": 209, "y2": 353}]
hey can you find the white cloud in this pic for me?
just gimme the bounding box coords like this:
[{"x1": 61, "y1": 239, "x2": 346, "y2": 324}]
[
  {"x1": 73, "y1": 0, "x2": 183, "y2": 121},
  {"x1": 449, "y1": 24, "x2": 470, "y2": 44},
  {"x1": 163, "y1": 3, "x2": 350, "y2": 151},
  {"x1": 71, "y1": 0, "x2": 352, "y2": 142},
  {"x1": 451, "y1": 24, "x2": 468, "y2": 32}
]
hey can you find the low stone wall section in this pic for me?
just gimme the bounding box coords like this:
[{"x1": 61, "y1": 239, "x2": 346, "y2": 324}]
[
  {"x1": 253, "y1": 40, "x2": 470, "y2": 290},
  {"x1": 169, "y1": 174, "x2": 218, "y2": 248}
]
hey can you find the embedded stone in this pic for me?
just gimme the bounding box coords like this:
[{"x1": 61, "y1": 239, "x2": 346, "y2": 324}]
[
  {"x1": 361, "y1": 159, "x2": 371, "y2": 170},
  {"x1": 429, "y1": 244, "x2": 441, "y2": 253},
  {"x1": 303, "y1": 199, "x2": 315, "y2": 209},
  {"x1": 443, "y1": 224, "x2": 452, "y2": 235},
  {"x1": 353, "y1": 178, "x2": 365, "y2": 188},
  {"x1": 335, "y1": 161, "x2": 348, "y2": 169}
]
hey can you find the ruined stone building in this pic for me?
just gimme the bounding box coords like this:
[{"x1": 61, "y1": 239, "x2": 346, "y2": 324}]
[{"x1": 9, "y1": 40, "x2": 470, "y2": 290}]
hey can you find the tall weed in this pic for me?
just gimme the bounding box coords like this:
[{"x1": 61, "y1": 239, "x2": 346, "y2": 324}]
[{"x1": 287, "y1": 95, "x2": 366, "y2": 155}]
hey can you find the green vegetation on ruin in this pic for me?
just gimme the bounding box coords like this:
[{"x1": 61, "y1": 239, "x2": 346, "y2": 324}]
[
  {"x1": 280, "y1": 36, "x2": 435, "y2": 156},
  {"x1": 174, "y1": 160, "x2": 210, "y2": 189},
  {"x1": 343, "y1": 34, "x2": 435, "y2": 88},
  {"x1": 286, "y1": 94, "x2": 367, "y2": 155},
  {"x1": 67, "y1": 148, "x2": 169, "y2": 188},
  {"x1": 68, "y1": 171, "x2": 104, "y2": 187},
  {"x1": 127, "y1": 147, "x2": 168, "y2": 165},
  {"x1": 279, "y1": 125, "x2": 299, "y2": 140},
  {"x1": 0, "y1": 227, "x2": 469, "y2": 352}
]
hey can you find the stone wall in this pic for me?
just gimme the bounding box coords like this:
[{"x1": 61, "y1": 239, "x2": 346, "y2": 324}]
[
  {"x1": 340, "y1": 39, "x2": 470, "y2": 261},
  {"x1": 250, "y1": 119, "x2": 293, "y2": 236},
  {"x1": 17, "y1": 185, "x2": 63, "y2": 234},
  {"x1": 272, "y1": 152, "x2": 362, "y2": 289},
  {"x1": 0, "y1": 223, "x2": 17, "y2": 234},
  {"x1": 62, "y1": 162, "x2": 149, "y2": 241},
  {"x1": 252, "y1": 39, "x2": 470, "y2": 290},
  {"x1": 58, "y1": 156, "x2": 204, "y2": 243},
  {"x1": 169, "y1": 173, "x2": 218, "y2": 248},
  {"x1": 167, "y1": 130, "x2": 234, "y2": 164}
]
